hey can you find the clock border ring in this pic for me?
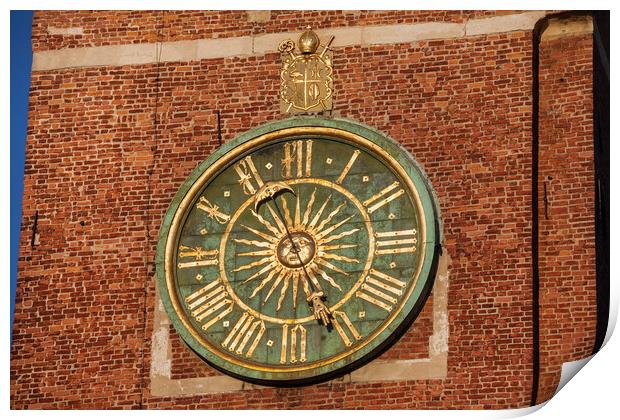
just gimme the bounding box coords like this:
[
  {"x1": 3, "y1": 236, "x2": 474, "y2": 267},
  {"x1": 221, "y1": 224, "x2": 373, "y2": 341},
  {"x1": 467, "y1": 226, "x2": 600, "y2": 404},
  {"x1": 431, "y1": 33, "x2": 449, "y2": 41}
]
[
  {"x1": 218, "y1": 177, "x2": 375, "y2": 325},
  {"x1": 161, "y1": 125, "x2": 432, "y2": 375},
  {"x1": 163, "y1": 127, "x2": 428, "y2": 373}
]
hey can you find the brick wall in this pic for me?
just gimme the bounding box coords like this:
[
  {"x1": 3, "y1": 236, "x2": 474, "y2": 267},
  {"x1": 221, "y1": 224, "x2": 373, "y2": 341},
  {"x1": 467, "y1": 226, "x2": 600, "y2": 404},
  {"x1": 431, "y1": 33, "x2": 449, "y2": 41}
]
[
  {"x1": 11, "y1": 10, "x2": 597, "y2": 409},
  {"x1": 537, "y1": 29, "x2": 596, "y2": 403}
]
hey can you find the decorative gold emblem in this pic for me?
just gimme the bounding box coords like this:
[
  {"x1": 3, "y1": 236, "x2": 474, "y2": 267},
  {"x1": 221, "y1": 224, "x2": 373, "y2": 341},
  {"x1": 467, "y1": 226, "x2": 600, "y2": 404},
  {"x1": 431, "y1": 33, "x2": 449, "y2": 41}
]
[{"x1": 279, "y1": 27, "x2": 334, "y2": 114}]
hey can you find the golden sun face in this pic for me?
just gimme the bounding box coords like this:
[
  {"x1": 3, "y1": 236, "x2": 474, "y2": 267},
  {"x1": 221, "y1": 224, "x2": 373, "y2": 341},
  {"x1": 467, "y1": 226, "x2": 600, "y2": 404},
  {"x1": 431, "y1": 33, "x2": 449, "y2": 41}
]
[{"x1": 276, "y1": 232, "x2": 315, "y2": 268}]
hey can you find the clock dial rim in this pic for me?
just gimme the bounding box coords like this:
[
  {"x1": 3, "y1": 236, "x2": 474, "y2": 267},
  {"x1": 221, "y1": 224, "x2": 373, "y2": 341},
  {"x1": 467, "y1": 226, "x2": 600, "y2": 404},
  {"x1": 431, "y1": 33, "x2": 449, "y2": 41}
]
[{"x1": 156, "y1": 117, "x2": 440, "y2": 384}]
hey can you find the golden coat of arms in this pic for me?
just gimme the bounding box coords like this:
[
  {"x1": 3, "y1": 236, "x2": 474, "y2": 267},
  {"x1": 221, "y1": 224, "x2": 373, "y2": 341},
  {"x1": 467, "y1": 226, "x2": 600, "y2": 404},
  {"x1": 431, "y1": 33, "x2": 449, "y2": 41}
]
[{"x1": 279, "y1": 27, "x2": 334, "y2": 114}]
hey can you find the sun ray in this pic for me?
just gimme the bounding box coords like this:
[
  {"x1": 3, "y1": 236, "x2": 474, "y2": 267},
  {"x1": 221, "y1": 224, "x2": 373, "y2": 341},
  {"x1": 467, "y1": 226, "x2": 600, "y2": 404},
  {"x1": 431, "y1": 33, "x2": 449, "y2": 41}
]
[
  {"x1": 305, "y1": 265, "x2": 324, "y2": 291},
  {"x1": 233, "y1": 256, "x2": 274, "y2": 272},
  {"x1": 294, "y1": 193, "x2": 301, "y2": 228},
  {"x1": 321, "y1": 244, "x2": 358, "y2": 251},
  {"x1": 292, "y1": 271, "x2": 299, "y2": 308},
  {"x1": 309, "y1": 265, "x2": 343, "y2": 291},
  {"x1": 280, "y1": 195, "x2": 294, "y2": 227},
  {"x1": 237, "y1": 249, "x2": 273, "y2": 257},
  {"x1": 320, "y1": 252, "x2": 359, "y2": 264},
  {"x1": 314, "y1": 257, "x2": 350, "y2": 276},
  {"x1": 242, "y1": 224, "x2": 278, "y2": 243},
  {"x1": 314, "y1": 201, "x2": 346, "y2": 234},
  {"x1": 300, "y1": 271, "x2": 311, "y2": 296},
  {"x1": 264, "y1": 270, "x2": 289, "y2": 303},
  {"x1": 249, "y1": 265, "x2": 282, "y2": 295},
  {"x1": 251, "y1": 210, "x2": 282, "y2": 237},
  {"x1": 244, "y1": 261, "x2": 279, "y2": 285},
  {"x1": 276, "y1": 274, "x2": 291, "y2": 311},
  {"x1": 233, "y1": 238, "x2": 273, "y2": 248},
  {"x1": 315, "y1": 214, "x2": 355, "y2": 240},
  {"x1": 301, "y1": 188, "x2": 317, "y2": 227},
  {"x1": 320, "y1": 228, "x2": 360, "y2": 244},
  {"x1": 265, "y1": 203, "x2": 287, "y2": 234},
  {"x1": 308, "y1": 195, "x2": 331, "y2": 231}
]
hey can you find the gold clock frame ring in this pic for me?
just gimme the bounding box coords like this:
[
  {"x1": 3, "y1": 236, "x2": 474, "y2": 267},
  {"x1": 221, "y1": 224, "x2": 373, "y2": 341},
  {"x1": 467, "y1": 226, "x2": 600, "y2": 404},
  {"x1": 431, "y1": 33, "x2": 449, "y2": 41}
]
[
  {"x1": 219, "y1": 177, "x2": 375, "y2": 325},
  {"x1": 164, "y1": 127, "x2": 427, "y2": 373}
]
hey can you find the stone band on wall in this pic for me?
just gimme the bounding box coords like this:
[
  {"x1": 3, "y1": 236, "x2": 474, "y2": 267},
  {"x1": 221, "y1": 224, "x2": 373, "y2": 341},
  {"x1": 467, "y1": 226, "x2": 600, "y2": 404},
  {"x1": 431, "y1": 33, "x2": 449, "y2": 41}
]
[{"x1": 33, "y1": 11, "x2": 548, "y2": 71}]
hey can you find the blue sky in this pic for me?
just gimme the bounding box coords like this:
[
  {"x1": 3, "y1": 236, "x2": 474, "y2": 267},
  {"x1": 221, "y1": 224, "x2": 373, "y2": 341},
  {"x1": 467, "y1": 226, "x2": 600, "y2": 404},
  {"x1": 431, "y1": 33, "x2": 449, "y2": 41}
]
[{"x1": 10, "y1": 10, "x2": 33, "y2": 339}]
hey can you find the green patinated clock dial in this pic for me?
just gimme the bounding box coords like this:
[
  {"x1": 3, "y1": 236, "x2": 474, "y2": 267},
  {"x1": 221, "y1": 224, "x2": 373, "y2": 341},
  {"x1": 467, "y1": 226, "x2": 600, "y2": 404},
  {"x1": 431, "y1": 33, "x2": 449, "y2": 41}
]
[{"x1": 156, "y1": 117, "x2": 440, "y2": 385}]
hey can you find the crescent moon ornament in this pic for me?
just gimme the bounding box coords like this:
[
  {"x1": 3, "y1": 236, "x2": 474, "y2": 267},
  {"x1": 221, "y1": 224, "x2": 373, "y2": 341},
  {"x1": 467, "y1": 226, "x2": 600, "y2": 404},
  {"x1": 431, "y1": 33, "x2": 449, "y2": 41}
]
[{"x1": 253, "y1": 181, "x2": 295, "y2": 213}]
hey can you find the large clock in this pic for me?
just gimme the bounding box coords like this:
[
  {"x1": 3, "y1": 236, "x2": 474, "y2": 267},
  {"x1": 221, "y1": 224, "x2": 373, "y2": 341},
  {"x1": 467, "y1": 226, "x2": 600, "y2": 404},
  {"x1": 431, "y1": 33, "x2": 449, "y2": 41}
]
[{"x1": 156, "y1": 117, "x2": 440, "y2": 385}]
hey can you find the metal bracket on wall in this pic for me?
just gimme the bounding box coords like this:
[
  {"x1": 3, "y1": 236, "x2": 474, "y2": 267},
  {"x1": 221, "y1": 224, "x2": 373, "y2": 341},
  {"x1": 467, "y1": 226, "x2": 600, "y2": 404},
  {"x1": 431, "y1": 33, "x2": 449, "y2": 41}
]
[
  {"x1": 30, "y1": 210, "x2": 40, "y2": 247},
  {"x1": 543, "y1": 177, "x2": 551, "y2": 219}
]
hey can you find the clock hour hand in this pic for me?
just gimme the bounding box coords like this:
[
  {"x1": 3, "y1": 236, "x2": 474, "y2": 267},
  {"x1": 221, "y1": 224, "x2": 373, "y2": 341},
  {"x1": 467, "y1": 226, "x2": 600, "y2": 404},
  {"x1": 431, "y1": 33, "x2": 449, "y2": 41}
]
[
  {"x1": 254, "y1": 182, "x2": 334, "y2": 330},
  {"x1": 307, "y1": 290, "x2": 332, "y2": 328}
]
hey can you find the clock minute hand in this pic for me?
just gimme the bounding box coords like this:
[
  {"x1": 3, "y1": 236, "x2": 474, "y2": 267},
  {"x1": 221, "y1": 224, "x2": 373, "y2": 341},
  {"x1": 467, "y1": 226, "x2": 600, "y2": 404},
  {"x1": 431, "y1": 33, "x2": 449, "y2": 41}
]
[{"x1": 254, "y1": 182, "x2": 334, "y2": 330}]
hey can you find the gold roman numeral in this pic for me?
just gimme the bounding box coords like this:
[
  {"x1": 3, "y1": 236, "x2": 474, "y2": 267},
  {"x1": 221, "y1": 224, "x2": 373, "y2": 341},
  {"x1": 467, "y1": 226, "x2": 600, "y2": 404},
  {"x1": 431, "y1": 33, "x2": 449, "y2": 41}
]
[
  {"x1": 355, "y1": 269, "x2": 406, "y2": 313},
  {"x1": 363, "y1": 181, "x2": 405, "y2": 213},
  {"x1": 235, "y1": 155, "x2": 264, "y2": 195},
  {"x1": 375, "y1": 229, "x2": 417, "y2": 255},
  {"x1": 184, "y1": 278, "x2": 233, "y2": 331},
  {"x1": 280, "y1": 323, "x2": 307, "y2": 364},
  {"x1": 281, "y1": 140, "x2": 312, "y2": 178},
  {"x1": 221, "y1": 312, "x2": 266, "y2": 357},
  {"x1": 335, "y1": 149, "x2": 360, "y2": 184},
  {"x1": 196, "y1": 197, "x2": 230, "y2": 224},
  {"x1": 332, "y1": 311, "x2": 362, "y2": 347},
  {"x1": 177, "y1": 245, "x2": 219, "y2": 269}
]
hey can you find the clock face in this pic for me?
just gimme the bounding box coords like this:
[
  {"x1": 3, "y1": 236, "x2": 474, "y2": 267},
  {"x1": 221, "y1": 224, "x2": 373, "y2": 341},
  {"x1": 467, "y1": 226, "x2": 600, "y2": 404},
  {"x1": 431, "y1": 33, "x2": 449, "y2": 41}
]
[{"x1": 156, "y1": 118, "x2": 439, "y2": 385}]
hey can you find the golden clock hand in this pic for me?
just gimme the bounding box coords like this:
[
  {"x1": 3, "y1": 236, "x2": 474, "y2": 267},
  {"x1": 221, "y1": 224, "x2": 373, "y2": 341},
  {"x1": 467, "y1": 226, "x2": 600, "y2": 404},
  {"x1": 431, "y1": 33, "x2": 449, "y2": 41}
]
[{"x1": 254, "y1": 182, "x2": 334, "y2": 330}]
